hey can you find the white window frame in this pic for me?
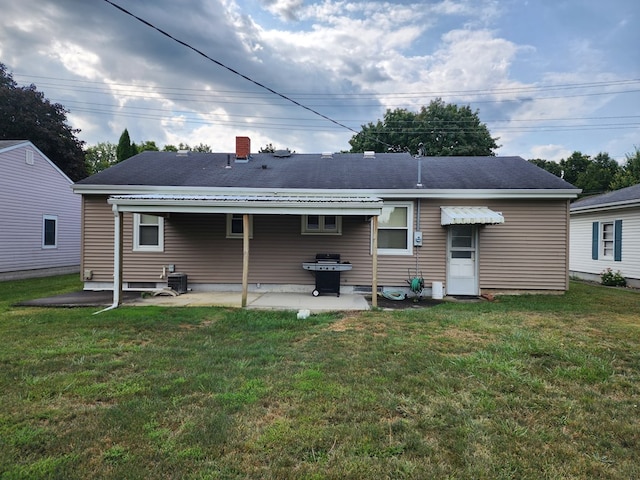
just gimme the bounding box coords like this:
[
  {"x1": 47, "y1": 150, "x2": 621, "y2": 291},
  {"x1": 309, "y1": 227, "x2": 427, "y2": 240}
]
[
  {"x1": 600, "y1": 221, "x2": 614, "y2": 259},
  {"x1": 301, "y1": 215, "x2": 342, "y2": 235},
  {"x1": 375, "y1": 202, "x2": 414, "y2": 256},
  {"x1": 226, "y1": 214, "x2": 253, "y2": 239},
  {"x1": 42, "y1": 215, "x2": 58, "y2": 249},
  {"x1": 133, "y1": 213, "x2": 164, "y2": 252}
]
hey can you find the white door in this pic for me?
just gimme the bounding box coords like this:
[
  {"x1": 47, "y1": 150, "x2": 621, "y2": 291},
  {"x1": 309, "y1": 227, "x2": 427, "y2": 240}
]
[{"x1": 446, "y1": 225, "x2": 478, "y2": 296}]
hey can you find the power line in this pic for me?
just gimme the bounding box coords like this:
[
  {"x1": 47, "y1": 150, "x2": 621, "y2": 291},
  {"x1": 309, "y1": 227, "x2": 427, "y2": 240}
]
[{"x1": 101, "y1": 0, "x2": 359, "y2": 136}]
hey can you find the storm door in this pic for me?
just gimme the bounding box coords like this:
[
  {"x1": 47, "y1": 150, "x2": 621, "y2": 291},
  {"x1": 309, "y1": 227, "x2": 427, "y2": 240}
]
[{"x1": 446, "y1": 225, "x2": 478, "y2": 296}]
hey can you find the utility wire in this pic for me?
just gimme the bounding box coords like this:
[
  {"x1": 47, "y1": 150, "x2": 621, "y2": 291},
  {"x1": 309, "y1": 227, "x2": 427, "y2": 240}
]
[{"x1": 102, "y1": 0, "x2": 359, "y2": 136}]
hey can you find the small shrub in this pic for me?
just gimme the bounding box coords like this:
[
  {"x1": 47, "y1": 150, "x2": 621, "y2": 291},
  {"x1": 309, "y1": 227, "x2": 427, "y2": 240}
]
[{"x1": 600, "y1": 268, "x2": 626, "y2": 287}]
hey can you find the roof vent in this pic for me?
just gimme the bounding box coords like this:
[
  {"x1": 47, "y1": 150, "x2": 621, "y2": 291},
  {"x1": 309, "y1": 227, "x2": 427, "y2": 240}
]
[
  {"x1": 273, "y1": 149, "x2": 292, "y2": 158},
  {"x1": 176, "y1": 149, "x2": 190, "y2": 157},
  {"x1": 321, "y1": 152, "x2": 333, "y2": 159},
  {"x1": 363, "y1": 151, "x2": 375, "y2": 159}
]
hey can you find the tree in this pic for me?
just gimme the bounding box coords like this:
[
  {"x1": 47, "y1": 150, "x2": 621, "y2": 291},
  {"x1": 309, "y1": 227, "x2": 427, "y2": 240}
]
[
  {"x1": 528, "y1": 158, "x2": 562, "y2": 177},
  {"x1": 559, "y1": 151, "x2": 591, "y2": 186},
  {"x1": 610, "y1": 147, "x2": 640, "y2": 190},
  {"x1": 348, "y1": 98, "x2": 499, "y2": 156},
  {"x1": 116, "y1": 128, "x2": 136, "y2": 162},
  {"x1": 259, "y1": 143, "x2": 276, "y2": 153},
  {"x1": 575, "y1": 152, "x2": 620, "y2": 195},
  {"x1": 85, "y1": 142, "x2": 117, "y2": 175},
  {"x1": 137, "y1": 140, "x2": 160, "y2": 152},
  {"x1": 0, "y1": 63, "x2": 88, "y2": 180}
]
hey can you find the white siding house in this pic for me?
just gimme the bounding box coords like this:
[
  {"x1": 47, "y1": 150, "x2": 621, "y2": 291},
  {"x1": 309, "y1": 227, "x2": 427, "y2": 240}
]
[
  {"x1": 570, "y1": 184, "x2": 640, "y2": 288},
  {"x1": 0, "y1": 140, "x2": 81, "y2": 280}
]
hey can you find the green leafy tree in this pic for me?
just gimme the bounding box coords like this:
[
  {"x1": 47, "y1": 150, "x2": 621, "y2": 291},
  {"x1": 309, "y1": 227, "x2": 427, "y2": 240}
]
[
  {"x1": 0, "y1": 63, "x2": 88, "y2": 180},
  {"x1": 162, "y1": 144, "x2": 178, "y2": 152},
  {"x1": 528, "y1": 158, "x2": 562, "y2": 177},
  {"x1": 85, "y1": 142, "x2": 117, "y2": 175},
  {"x1": 610, "y1": 147, "x2": 640, "y2": 190},
  {"x1": 576, "y1": 152, "x2": 620, "y2": 195},
  {"x1": 348, "y1": 98, "x2": 499, "y2": 156},
  {"x1": 259, "y1": 143, "x2": 276, "y2": 153},
  {"x1": 559, "y1": 151, "x2": 591, "y2": 186},
  {"x1": 116, "y1": 128, "x2": 136, "y2": 162},
  {"x1": 137, "y1": 140, "x2": 159, "y2": 152}
]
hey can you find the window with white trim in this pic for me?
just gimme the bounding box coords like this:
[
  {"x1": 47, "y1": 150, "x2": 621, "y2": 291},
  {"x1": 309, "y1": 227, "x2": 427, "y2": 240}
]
[
  {"x1": 600, "y1": 221, "x2": 614, "y2": 258},
  {"x1": 226, "y1": 214, "x2": 253, "y2": 238},
  {"x1": 133, "y1": 214, "x2": 164, "y2": 251},
  {"x1": 42, "y1": 215, "x2": 57, "y2": 248},
  {"x1": 376, "y1": 202, "x2": 413, "y2": 255},
  {"x1": 301, "y1": 215, "x2": 342, "y2": 235}
]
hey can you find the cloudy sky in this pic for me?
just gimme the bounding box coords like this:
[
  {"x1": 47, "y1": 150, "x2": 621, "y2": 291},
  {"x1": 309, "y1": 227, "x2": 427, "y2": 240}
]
[{"x1": 1, "y1": 0, "x2": 638, "y2": 161}]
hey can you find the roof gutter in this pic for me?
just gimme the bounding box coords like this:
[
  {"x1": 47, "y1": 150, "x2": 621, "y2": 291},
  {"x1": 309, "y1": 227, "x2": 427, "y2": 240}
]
[{"x1": 74, "y1": 184, "x2": 581, "y2": 200}]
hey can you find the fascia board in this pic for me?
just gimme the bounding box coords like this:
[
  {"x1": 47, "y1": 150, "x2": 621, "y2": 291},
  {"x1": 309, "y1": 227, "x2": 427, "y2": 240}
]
[
  {"x1": 570, "y1": 200, "x2": 640, "y2": 214},
  {"x1": 75, "y1": 184, "x2": 581, "y2": 199}
]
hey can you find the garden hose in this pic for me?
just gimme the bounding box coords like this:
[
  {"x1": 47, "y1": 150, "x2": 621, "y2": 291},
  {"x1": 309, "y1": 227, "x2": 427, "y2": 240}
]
[{"x1": 410, "y1": 277, "x2": 424, "y2": 293}]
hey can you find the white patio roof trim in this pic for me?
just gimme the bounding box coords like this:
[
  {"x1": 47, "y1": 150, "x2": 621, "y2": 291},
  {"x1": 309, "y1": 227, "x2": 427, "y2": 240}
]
[
  {"x1": 441, "y1": 206, "x2": 505, "y2": 225},
  {"x1": 108, "y1": 194, "x2": 384, "y2": 216}
]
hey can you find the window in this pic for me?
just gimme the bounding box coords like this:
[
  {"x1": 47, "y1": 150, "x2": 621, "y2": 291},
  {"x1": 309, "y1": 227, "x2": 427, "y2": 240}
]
[
  {"x1": 226, "y1": 214, "x2": 253, "y2": 238},
  {"x1": 133, "y1": 214, "x2": 164, "y2": 251},
  {"x1": 42, "y1": 215, "x2": 57, "y2": 248},
  {"x1": 601, "y1": 222, "x2": 614, "y2": 258},
  {"x1": 592, "y1": 220, "x2": 622, "y2": 261},
  {"x1": 376, "y1": 202, "x2": 413, "y2": 255},
  {"x1": 301, "y1": 215, "x2": 342, "y2": 235}
]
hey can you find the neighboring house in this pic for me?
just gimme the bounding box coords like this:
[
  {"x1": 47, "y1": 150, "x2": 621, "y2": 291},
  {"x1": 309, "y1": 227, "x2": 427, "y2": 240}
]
[
  {"x1": 569, "y1": 183, "x2": 640, "y2": 288},
  {"x1": 72, "y1": 136, "x2": 579, "y2": 306},
  {"x1": 0, "y1": 140, "x2": 81, "y2": 280}
]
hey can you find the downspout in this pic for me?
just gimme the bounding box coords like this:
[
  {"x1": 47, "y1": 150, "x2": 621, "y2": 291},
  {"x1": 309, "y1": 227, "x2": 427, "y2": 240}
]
[{"x1": 94, "y1": 204, "x2": 123, "y2": 314}]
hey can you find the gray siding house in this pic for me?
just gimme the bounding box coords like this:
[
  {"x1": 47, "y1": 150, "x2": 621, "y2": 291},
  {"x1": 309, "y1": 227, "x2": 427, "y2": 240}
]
[
  {"x1": 570, "y1": 183, "x2": 640, "y2": 288},
  {"x1": 72, "y1": 137, "x2": 579, "y2": 307},
  {"x1": 0, "y1": 140, "x2": 81, "y2": 280}
]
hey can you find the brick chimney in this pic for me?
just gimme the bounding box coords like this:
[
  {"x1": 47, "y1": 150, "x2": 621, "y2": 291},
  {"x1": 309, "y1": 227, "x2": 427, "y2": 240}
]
[{"x1": 235, "y1": 136, "x2": 251, "y2": 160}]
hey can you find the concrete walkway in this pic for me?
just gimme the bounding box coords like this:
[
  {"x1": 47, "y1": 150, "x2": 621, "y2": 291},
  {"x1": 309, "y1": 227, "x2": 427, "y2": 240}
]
[{"x1": 130, "y1": 291, "x2": 370, "y2": 313}]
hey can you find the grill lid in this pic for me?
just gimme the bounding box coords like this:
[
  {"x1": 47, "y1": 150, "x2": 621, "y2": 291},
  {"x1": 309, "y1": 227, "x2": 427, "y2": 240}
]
[{"x1": 315, "y1": 253, "x2": 340, "y2": 262}]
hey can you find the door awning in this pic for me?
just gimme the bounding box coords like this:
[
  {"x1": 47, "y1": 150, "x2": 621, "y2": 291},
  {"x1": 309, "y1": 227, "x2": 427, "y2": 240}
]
[{"x1": 441, "y1": 206, "x2": 504, "y2": 225}]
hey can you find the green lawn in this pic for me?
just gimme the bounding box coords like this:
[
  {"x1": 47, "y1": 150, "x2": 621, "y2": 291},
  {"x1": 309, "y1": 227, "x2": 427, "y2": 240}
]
[{"x1": 1, "y1": 275, "x2": 639, "y2": 479}]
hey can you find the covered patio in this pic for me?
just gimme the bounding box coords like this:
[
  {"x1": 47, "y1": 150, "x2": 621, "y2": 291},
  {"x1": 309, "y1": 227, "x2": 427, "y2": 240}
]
[{"x1": 102, "y1": 193, "x2": 384, "y2": 313}]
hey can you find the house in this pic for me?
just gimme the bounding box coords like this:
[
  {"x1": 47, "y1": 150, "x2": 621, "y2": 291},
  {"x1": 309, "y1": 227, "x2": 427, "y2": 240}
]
[
  {"x1": 71, "y1": 137, "x2": 579, "y2": 308},
  {"x1": 0, "y1": 140, "x2": 81, "y2": 280},
  {"x1": 569, "y1": 183, "x2": 640, "y2": 288}
]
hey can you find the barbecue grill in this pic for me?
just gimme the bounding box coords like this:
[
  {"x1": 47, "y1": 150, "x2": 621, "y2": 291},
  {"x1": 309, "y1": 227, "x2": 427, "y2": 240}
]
[{"x1": 302, "y1": 253, "x2": 352, "y2": 297}]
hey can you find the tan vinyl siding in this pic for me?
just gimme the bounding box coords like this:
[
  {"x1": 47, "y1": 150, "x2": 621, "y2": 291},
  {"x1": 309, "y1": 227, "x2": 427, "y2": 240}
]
[
  {"x1": 82, "y1": 196, "x2": 116, "y2": 281},
  {"x1": 477, "y1": 199, "x2": 569, "y2": 290},
  {"x1": 82, "y1": 195, "x2": 570, "y2": 291}
]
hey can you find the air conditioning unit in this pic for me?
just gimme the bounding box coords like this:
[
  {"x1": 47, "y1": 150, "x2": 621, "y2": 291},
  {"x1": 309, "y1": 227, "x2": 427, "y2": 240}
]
[{"x1": 168, "y1": 273, "x2": 188, "y2": 294}]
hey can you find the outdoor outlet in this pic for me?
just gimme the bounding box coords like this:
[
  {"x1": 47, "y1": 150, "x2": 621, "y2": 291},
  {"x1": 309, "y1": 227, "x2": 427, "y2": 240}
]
[{"x1": 168, "y1": 264, "x2": 175, "y2": 273}]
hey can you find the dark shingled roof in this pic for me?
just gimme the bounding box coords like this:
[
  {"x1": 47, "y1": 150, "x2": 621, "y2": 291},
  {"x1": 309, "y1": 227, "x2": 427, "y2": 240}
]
[
  {"x1": 0, "y1": 140, "x2": 28, "y2": 150},
  {"x1": 571, "y1": 183, "x2": 640, "y2": 210},
  {"x1": 75, "y1": 151, "x2": 577, "y2": 191}
]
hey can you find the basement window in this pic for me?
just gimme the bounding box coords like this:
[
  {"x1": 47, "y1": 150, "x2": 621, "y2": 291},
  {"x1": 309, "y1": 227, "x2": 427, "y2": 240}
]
[
  {"x1": 301, "y1": 215, "x2": 342, "y2": 235},
  {"x1": 133, "y1": 214, "x2": 164, "y2": 252}
]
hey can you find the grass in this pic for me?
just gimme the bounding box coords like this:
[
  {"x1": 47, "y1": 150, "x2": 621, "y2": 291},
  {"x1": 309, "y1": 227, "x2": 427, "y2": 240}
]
[{"x1": 0, "y1": 275, "x2": 639, "y2": 479}]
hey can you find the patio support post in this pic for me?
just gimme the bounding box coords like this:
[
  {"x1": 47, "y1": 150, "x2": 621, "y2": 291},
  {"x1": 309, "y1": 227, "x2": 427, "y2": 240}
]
[
  {"x1": 241, "y1": 213, "x2": 250, "y2": 307},
  {"x1": 371, "y1": 215, "x2": 378, "y2": 308}
]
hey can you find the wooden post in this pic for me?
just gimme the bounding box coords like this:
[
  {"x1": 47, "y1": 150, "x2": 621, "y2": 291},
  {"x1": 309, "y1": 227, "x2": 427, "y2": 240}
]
[
  {"x1": 241, "y1": 214, "x2": 250, "y2": 307},
  {"x1": 371, "y1": 215, "x2": 378, "y2": 308}
]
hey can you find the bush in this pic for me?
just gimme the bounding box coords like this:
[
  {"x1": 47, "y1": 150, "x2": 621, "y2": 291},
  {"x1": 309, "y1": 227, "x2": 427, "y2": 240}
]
[{"x1": 600, "y1": 268, "x2": 627, "y2": 287}]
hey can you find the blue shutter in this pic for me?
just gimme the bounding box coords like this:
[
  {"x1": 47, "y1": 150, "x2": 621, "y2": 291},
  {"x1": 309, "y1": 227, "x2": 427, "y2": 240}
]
[
  {"x1": 614, "y1": 220, "x2": 622, "y2": 261},
  {"x1": 591, "y1": 222, "x2": 599, "y2": 260}
]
